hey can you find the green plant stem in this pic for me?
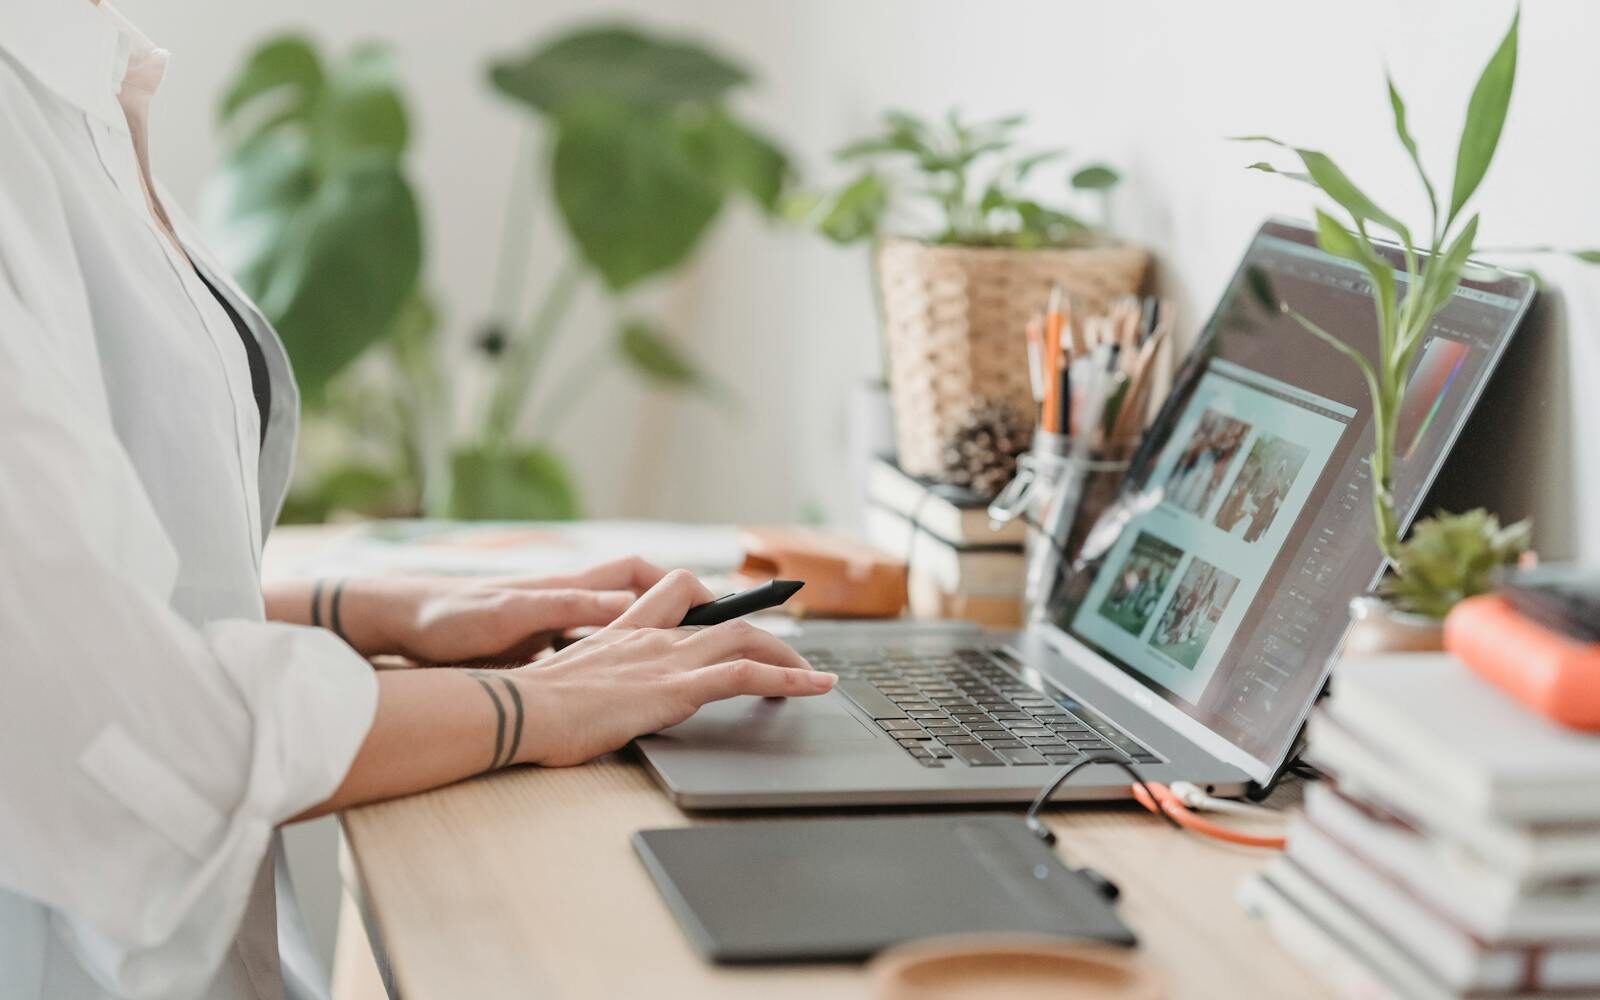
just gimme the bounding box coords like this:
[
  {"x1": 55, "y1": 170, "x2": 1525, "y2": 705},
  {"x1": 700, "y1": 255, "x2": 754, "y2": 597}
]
[
  {"x1": 483, "y1": 256, "x2": 585, "y2": 447},
  {"x1": 487, "y1": 126, "x2": 541, "y2": 324},
  {"x1": 528, "y1": 338, "x2": 612, "y2": 439}
]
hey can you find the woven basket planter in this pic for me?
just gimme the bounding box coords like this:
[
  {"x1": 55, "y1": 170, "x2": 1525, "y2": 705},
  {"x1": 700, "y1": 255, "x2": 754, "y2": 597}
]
[{"x1": 877, "y1": 237, "x2": 1151, "y2": 478}]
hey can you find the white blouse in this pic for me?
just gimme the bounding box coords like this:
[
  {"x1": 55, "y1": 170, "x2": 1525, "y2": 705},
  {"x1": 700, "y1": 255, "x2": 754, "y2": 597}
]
[{"x1": 0, "y1": 3, "x2": 378, "y2": 999}]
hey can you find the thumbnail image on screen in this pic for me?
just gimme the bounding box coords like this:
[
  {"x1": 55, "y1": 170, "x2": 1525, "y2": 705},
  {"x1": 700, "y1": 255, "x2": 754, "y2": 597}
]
[
  {"x1": 1163, "y1": 409, "x2": 1250, "y2": 517},
  {"x1": 1213, "y1": 434, "x2": 1310, "y2": 543},
  {"x1": 1150, "y1": 558, "x2": 1241, "y2": 669},
  {"x1": 1095, "y1": 532, "x2": 1183, "y2": 638}
]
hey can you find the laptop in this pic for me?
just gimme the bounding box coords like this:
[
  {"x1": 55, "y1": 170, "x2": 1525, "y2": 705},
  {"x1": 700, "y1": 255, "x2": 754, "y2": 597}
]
[{"x1": 636, "y1": 218, "x2": 1537, "y2": 809}]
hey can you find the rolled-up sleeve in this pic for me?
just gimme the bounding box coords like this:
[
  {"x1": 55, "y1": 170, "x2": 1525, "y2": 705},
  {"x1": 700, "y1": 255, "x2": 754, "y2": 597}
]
[{"x1": 0, "y1": 101, "x2": 377, "y2": 1000}]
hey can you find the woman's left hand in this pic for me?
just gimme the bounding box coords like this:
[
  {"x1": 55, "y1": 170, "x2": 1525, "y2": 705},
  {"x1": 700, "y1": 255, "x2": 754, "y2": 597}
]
[{"x1": 333, "y1": 557, "x2": 669, "y2": 664}]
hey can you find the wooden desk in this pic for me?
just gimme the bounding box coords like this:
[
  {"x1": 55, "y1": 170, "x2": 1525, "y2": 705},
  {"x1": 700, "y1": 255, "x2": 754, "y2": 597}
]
[
  {"x1": 270, "y1": 523, "x2": 1326, "y2": 998},
  {"x1": 338, "y1": 757, "x2": 1330, "y2": 999}
]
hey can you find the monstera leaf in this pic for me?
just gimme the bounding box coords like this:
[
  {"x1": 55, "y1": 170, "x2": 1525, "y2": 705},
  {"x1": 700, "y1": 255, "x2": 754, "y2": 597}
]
[
  {"x1": 201, "y1": 35, "x2": 422, "y2": 398},
  {"x1": 488, "y1": 25, "x2": 790, "y2": 291}
]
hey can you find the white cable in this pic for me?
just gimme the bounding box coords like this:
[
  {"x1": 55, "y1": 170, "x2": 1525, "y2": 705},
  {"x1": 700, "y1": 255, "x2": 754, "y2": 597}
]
[{"x1": 1168, "y1": 781, "x2": 1281, "y2": 819}]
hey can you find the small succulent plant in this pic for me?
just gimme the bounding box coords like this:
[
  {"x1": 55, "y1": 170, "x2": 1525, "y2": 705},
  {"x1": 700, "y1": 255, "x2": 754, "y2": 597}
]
[{"x1": 1377, "y1": 509, "x2": 1530, "y2": 619}]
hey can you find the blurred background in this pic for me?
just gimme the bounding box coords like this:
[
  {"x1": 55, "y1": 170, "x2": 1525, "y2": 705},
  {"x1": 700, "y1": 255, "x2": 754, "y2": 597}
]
[
  {"x1": 135, "y1": 0, "x2": 1599, "y2": 546},
  {"x1": 122, "y1": 0, "x2": 1600, "y2": 969}
]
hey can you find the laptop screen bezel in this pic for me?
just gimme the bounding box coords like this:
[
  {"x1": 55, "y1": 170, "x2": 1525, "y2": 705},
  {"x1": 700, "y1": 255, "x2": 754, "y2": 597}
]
[{"x1": 1035, "y1": 217, "x2": 1537, "y2": 788}]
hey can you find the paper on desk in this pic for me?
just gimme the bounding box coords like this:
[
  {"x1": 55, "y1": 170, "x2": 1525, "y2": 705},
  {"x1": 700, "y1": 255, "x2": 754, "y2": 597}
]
[{"x1": 265, "y1": 519, "x2": 745, "y2": 581}]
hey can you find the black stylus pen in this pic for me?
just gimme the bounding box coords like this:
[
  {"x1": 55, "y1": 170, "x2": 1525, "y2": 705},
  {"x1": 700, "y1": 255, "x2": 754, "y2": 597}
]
[{"x1": 679, "y1": 580, "x2": 804, "y2": 627}]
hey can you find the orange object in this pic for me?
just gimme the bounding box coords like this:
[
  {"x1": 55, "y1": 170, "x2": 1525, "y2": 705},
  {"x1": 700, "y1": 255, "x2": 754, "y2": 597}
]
[
  {"x1": 735, "y1": 527, "x2": 907, "y2": 619},
  {"x1": 1040, "y1": 288, "x2": 1065, "y2": 433},
  {"x1": 1445, "y1": 594, "x2": 1600, "y2": 731}
]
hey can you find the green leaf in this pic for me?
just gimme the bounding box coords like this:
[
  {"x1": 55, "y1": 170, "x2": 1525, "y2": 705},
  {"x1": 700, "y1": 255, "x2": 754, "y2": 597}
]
[
  {"x1": 1297, "y1": 149, "x2": 1410, "y2": 246},
  {"x1": 1014, "y1": 201, "x2": 1089, "y2": 246},
  {"x1": 1245, "y1": 161, "x2": 1315, "y2": 185},
  {"x1": 1386, "y1": 74, "x2": 1439, "y2": 237},
  {"x1": 1236, "y1": 136, "x2": 1409, "y2": 244},
  {"x1": 1070, "y1": 163, "x2": 1121, "y2": 190},
  {"x1": 488, "y1": 24, "x2": 748, "y2": 116},
  {"x1": 979, "y1": 181, "x2": 1009, "y2": 215},
  {"x1": 1244, "y1": 266, "x2": 1280, "y2": 313},
  {"x1": 1402, "y1": 214, "x2": 1480, "y2": 371},
  {"x1": 616, "y1": 319, "x2": 703, "y2": 388},
  {"x1": 550, "y1": 105, "x2": 724, "y2": 290},
  {"x1": 447, "y1": 445, "x2": 580, "y2": 520},
  {"x1": 680, "y1": 110, "x2": 789, "y2": 213},
  {"x1": 1312, "y1": 208, "x2": 1397, "y2": 354},
  {"x1": 1573, "y1": 250, "x2": 1600, "y2": 264},
  {"x1": 257, "y1": 156, "x2": 424, "y2": 397},
  {"x1": 1448, "y1": 9, "x2": 1519, "y2": 227},
  {"x1": 199, "y1": 131, "x2": 318, "y2": 294},
  {"x1": 816, "y1": 172, "x2": 889, "y2": 245},
  {"x1": 316, "y1": 43, "x2": 409, "y2": 168},
  {"x1": 218, "y1": 35, "x2": 324, "y2": 134},
  {"x1": 1012, "y1": 148, "x2": 1066, "y2": 181}
]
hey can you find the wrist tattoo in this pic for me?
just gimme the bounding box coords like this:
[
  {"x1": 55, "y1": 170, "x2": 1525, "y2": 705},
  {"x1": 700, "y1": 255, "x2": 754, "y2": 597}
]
[
  {"x1": 467, "y1": 670, "x2": 525, "y2": 771},
  {"x1": 310, "y1": 578, "x2": 351, "y2": 642},
  {"x1": 329, "y1": 578, "x2": 349, "y2": 642}
]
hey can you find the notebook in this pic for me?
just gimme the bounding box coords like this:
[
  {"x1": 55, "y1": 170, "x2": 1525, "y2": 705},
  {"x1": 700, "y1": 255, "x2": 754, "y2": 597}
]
[{"x1": 1320, "y1": 653, "x2": 1600, "y2": 822}]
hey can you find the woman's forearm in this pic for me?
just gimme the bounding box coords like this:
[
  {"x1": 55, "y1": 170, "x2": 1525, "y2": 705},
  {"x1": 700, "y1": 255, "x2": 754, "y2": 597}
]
[
  {"x1": 291, "y1": 667, "x2": 532, "y2": 822},
  {"x1": 263, "y1": 577, "x2": 403, "y2": 656}
]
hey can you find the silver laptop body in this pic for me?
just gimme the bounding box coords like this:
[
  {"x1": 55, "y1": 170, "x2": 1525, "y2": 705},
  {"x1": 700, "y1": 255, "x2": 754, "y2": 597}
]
[{"x1": 635, "y1": 219, "x2": 1535, "y2": 810}]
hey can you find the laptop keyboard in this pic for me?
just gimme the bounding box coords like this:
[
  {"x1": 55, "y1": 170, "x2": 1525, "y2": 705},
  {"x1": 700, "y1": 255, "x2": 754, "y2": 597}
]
[{"x1": 804, "y1": 646, "x2": 1160, "y2": 770}]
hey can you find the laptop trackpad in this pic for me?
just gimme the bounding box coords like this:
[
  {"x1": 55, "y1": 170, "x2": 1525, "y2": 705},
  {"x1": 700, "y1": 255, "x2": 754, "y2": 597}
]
[{"x1": 665, "y1": 695, "x2": 878, "y2": 746}]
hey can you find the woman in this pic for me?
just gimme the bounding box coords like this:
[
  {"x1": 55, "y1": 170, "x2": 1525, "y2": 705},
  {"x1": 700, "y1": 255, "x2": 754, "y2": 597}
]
[{"x1": 0, "y1": 4, "x2": 833, "y2": 999}]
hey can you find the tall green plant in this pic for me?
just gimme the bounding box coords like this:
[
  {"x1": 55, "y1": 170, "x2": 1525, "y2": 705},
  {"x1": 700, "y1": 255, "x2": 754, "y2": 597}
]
[
  {"x1": 204, "y1": 25, "x2": 790, "y2": 522},
  {"x1": 1238, "y1": 8, "x2": 1594, "y2": 565},
  {"x1": 452, "y1": 23, "x2": 787, "y2": 518}
]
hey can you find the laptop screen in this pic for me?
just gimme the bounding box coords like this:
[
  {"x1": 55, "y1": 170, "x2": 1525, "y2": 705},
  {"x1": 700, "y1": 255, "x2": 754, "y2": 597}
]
[{"x1": 1048, "y1": 219, "x2": 1534, "y2": 776}]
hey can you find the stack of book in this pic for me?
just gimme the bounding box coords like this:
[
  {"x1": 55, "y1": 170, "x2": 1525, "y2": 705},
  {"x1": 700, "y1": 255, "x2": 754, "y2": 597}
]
[
  {"x1": 1242, "y1": 653, "x2": 1600, "y2": 1000},
  {"x1": 863, "y1": 457, "x2": 1026, "y2": 627}
]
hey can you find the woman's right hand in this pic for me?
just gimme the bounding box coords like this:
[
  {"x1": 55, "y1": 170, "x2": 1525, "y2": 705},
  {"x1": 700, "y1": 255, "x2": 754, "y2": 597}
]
[{"x1": 511, "y1": 570, "x2": 836, "y2": 767}]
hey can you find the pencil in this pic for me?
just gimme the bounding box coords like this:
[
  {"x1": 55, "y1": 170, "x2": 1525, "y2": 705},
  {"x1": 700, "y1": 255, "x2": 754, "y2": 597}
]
[
  {"x1": 1041, "y1": 284, "x2": 1064, "y2": 433},
  {"x1": 1111, "y1": 300, "x2": 1174, "y2": 441},
  {"x1": 1025, "y1": 313, "x2": 1045, "y2": 401}
]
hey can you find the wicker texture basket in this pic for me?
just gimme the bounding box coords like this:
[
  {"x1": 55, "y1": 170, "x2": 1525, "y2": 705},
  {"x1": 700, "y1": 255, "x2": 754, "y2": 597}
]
[{"x1": 877, "y1": 237, "x2": 1151, "y2": 477}]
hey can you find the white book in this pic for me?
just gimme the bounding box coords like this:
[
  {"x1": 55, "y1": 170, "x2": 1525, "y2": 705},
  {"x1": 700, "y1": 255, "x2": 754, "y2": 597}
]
[
  {"x1": 1307, "y1": 714, "x2": 1600, "y2": 884},
  {"x1": 1303, "y1": 783, "x2": 1600, "y2": 941},
  {"x1": 1325, "y1": 653, "x2": 1600, "y2": 823},
  {"x1": 865, "y1": 458, "x2": 1027, "y2": 546},
  {"x1": 863, "y1": 505, "x2": 1025, "y2": 596},
  {"x1": 1240, "y1": 867, "x2": 1555, "y2": 1000},
  {"x1": 1283, "y1": 817, "x2": 1600, "y2": 993}
]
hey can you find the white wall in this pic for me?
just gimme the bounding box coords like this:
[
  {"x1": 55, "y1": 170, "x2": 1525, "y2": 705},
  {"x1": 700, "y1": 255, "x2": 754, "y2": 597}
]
[{"x1": 131, "y1": 0, "x2": 1599, "y2": 552}]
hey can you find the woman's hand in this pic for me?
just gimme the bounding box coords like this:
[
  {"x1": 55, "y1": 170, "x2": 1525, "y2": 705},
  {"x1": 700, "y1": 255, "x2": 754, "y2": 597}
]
[
  {"x1": 512, "y1": 569, "x2": 837, "y2": 767},
  {"x1": 278, "y1": 557, "x2": 671, "y2": 664}
]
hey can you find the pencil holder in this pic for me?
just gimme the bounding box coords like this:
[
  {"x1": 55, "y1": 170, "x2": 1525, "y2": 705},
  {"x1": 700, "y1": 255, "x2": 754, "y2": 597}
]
[
  {"x1": 989, "y1": 430, "x2": 1135, "y2": 621},
  {"x1": 876, "y1": 238, "x2": 1151, "y2": 479}
]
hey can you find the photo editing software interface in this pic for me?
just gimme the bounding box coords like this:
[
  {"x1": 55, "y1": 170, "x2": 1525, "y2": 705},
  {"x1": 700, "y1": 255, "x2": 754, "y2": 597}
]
[{"x1": 1051, "y1": 223, "x2": 1528, "y2": 770}]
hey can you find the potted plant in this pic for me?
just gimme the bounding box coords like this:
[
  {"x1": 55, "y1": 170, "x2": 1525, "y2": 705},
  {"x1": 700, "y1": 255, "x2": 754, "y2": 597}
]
[
  {"x1": 799, "y1": 110, "x2": 1148, "y2": 479},
  {"x1": 1239, "y1": 8, "x2": 1592, "y2": 648},
  {"x1": 203, "y1": 24, "x2": 789, "y2": 521}
]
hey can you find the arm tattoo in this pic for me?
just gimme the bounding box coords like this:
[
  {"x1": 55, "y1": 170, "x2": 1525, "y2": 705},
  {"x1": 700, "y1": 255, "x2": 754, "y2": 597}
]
[
  {"x1": 467, "y1": 670, "x2": 526, "y2": 771},
  {"x1": 310, "y1": 578, "x2": 326, "y2": 627}
]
